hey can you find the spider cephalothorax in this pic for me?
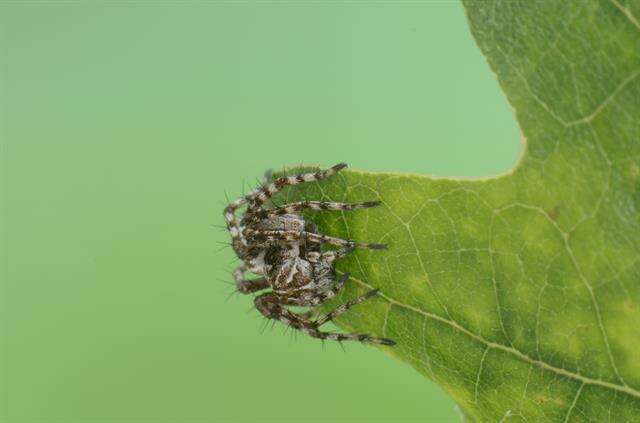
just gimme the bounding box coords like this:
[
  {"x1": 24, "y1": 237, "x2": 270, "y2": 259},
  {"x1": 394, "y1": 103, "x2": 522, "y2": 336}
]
[{"x1": 224, "y1": 163, "x2": 395, "y2": 345}]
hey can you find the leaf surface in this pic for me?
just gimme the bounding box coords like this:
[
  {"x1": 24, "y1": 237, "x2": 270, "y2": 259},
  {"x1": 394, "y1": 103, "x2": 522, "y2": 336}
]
[{"x1": 274, "y1": 1, "x2": 640, "y2": 420}]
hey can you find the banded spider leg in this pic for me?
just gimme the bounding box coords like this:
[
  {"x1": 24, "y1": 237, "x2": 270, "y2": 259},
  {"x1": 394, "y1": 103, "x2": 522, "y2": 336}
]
[{"x1": 255, "y1": 273, "x2": 395, "y2": 346}]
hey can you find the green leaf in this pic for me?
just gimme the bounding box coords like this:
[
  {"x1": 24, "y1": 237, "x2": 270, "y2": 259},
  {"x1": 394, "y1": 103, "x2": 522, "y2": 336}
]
[{"x1": 273, "y1": 1, "x2": 640, "y2": 421}]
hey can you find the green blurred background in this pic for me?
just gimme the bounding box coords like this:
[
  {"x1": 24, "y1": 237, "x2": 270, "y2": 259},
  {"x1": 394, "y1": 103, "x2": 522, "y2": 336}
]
[{"x1": 1, "y1": 2, "x2": 519, "y2": 422}]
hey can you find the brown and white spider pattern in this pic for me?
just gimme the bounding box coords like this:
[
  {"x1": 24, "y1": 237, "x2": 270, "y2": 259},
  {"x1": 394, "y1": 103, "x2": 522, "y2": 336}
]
[{"x1": 223, "y1": 163, "x2": 395, "y2": 346}]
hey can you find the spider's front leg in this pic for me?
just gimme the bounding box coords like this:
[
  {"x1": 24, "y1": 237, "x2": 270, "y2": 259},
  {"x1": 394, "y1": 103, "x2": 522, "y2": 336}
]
[
  {"x1": 224, "y1": 163, "x2": 346, "y2": 255},
  {"x1": 244, "y1": 229, "x2": 386, "y2": 250},
  {"x1": 247, "y1": 162, "x2": 348, "y2": 211},
  {"x1": 244, "y1": 200, "x2": 381, "y2": 223}
]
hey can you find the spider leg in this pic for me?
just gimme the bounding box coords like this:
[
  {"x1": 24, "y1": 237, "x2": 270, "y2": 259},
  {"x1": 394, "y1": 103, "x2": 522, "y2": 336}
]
[
  {"x1": 254, "y1": 291, "x2": 394, "y2": 346},
  {"x1": 226, "y1": 164, "x2": 314, "y2": 254},
  {"x1": 321, "y1": 246, "x2": 355, "y2": 263},
  {"x1": 254, "y1": 292, "x2": 312, "y2": 329},
  {"x1": 225, "y1": 163, "x2": 348, "y2": 248},
  {"x1": 314, "y1": 289, "x2": 380, "y2": 326},
  {"x1": 244, "y1": 229, "x2": 386, "y2": 250},
  {"x1": 276, "y1": 273, "x2": 350, "y2": 307},
  {"x1": 245, "y1": 200, "x2": 380, "y2": 222},
  {"x1": 276, "y1": 272, "x2": 386, "y2": 336},
  {"x1": 247, "y1": 162, "x2": 348, "y2": 211},
  {"x1": 308, "y1": 329, "x2": 395, "y2": 345},
  {"x1": 223, "y1": 197, "x2": 250, "y2": 257},
  {"x1": 306, "y1": 246, "x2": 354, "y2": 264},
  {"x1": 232, "y1": 264, "x2": 269, "y2": 294},
  {"x1": 303, "y1": 231, "x2": 386, "y2": 249}
]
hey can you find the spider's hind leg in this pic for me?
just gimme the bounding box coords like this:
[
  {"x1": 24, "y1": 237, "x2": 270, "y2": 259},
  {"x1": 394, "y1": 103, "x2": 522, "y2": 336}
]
[
  {"x1": 308, "y1": 329, "x2": 395, "y2": 346},
  {"x1": 233, "y1": 264, "x2": 269, "y2": 294},
  {"x1": 254, "y1": 291, "x2": 395, "y2": 346},
  {"x1": 309, "y1": 286, "x2": 395, "y2": 345},
  {"x1": 314, "y1": 288, "x2": 381, "y2": 327}
]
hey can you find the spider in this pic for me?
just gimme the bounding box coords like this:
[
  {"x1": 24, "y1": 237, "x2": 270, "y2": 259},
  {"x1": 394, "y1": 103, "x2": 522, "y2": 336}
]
[{"x1": 223, "y1": 163, "x2": 395, "y2": 346}]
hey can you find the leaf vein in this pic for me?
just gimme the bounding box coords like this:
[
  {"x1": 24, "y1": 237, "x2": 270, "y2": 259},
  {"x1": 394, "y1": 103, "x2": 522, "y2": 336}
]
[
  {"x1": 347, "y1": 274, "x2": 640, "y2": 400},
  {"x1": 610, "y1": 0, "x2": 640, "y2": 32},
  {"x1": 565, "y1": 68, "x2": 640, "y2": 127},
  {"x1": 498, "y1": 202, "x2": 628, "y2": 387},
  {"x1": 474, "y1": 346, "x2": 490, "y2": 404},
  {"x1": 563, "y1": 382, "x2": 585, "y2": 423}
]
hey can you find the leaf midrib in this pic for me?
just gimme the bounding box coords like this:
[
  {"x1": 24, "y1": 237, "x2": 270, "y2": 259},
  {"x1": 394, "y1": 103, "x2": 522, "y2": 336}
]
[{"x1": 346, "y1": 273, "x2": 640, "y2": 400}]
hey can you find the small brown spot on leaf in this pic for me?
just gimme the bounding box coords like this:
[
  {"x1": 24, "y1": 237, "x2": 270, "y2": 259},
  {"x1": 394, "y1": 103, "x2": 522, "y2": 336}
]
[
  {"x1": 535, "y1": 395, "x2": 548, "y2": 405},
  {"x1": 554, "y1": 398, "x2": 565, "y2": 407},
  {"x1": 624, "y1": 300, "x2": 636, "y2": 311},
  {"x1": 548, "y1": 205, "x2": 561, "y2": 221}
]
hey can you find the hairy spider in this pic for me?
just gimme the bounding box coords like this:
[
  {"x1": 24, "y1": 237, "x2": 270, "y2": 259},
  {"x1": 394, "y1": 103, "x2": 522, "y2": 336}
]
[{"x1": 223, "y1": 163, "x2": 395, "y2": 346}]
